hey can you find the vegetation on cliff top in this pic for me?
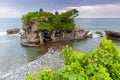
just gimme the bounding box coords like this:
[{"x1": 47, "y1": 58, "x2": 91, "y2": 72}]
[
  {"x1": 26, "y1": 36, "x2": 120, "y2": 80},
  {"x1": 22, "y1": 9, "x2": 79, "y2": 31}
]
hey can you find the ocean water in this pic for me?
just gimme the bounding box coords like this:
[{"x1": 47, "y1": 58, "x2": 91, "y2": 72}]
[
  {"x1": 75, "y1": 18, "x2": 120, "y2": 31},
  {"x1": 0, "y1": 18, "x2": 120, "y2": 78}
]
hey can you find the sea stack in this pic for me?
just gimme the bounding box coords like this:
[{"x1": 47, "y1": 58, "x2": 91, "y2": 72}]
[{"x1": 20, "y1": 9, "x2": 90, "y2": 47}]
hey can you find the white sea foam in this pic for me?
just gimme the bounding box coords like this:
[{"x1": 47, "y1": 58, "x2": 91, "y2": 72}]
[
  {"x1": 1, "y1": 73, "x2": 12, "y2": 79},
  {"x1": 0, "y1": 32, "x2": 7, "y2": 36},
  {"x1": 0, "y1": 31, "x2": 20, "y2": 37},
  {"x1": 7, "y1": 34, "x2": 20, "y2": 37},
  {"x1": 88, "y1": 31, "x2": 105, "y2": 38},
  {"x1": 3, "y1": 40, "x2": 13, "y2": 43},
  {"x1": 93, "y1": 34, "x2": 100, "y2": 37},
  {"x1": 0, "y1": 40, "x2": 14, "y2": 43},
  {"x1": 0, "y1": 49, "x2": 64, "y2": 80}
]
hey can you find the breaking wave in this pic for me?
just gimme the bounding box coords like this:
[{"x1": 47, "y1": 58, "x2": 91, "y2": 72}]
[
  {"x1": 0, "y1": 40, "x2": 14, "y2": 43},
  {"x1": 0, "y1": 32, "x2": 7, "y2": 36},
  {"x1": 0, "y1": 31, "x2": 20, "y2": 37},
  {"x1": 88, "y1": 31, "x2": 105, "y2": 38}
]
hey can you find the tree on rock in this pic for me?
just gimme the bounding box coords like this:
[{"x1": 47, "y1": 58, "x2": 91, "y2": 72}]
[
  {"x1": 39, "y1": 8, "x2": 43, "y2": 12},
  {"x1": 22, "y1": 9, "x2": 79, "y2": 32},
  {"x1": 55, "y1": 11, "x2": 59, "y2": 15}
]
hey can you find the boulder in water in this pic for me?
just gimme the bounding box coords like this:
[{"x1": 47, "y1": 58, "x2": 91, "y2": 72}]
[
  {"x1": 96, "y1": 31, "x2": 103, "y2": 35},
  {"x1": 95, "y1": 31, "x2": 104, "y2": 37},
  {"x1": 88, "y1": 34, "x2": 93, "y2": 38},
  {"x1": 7, "y1": 28, "x2": 20, "y2": 34},
  {"x1": 105, "y1": 30, "x2": 120, "y2": 41}
]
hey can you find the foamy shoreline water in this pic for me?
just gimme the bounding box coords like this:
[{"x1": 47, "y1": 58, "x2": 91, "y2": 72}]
[
  {"x1": 88, "y1": 31, "x2": 105, "y2": 37},
  {"x1": 1, "y1": 40, "x2": 119, "y2": 80},
  {"x1": 0, "y1": 32, "x2": 6, "y2": 36},
  {"x1": 0, "y1": 32, "x2": 20, "y2": 44},
  {"x1": 1, "y1": 48, "x2": 64, "y2": 80}
]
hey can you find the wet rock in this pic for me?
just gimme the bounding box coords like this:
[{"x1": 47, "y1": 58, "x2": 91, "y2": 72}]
[
  {"x1": 20, "y1": 34, "x2": 40, "y2": 47},
  {"x1": 88, "y1": 34, "x2": 93, "y2": 38},
  {"x1": 20, "y1": 27, "x2": 90, "y2": 47},
  {"x1": 7, "y1": 28, "x2": 20, "y2": 34},
  {"x1": 70, "y1": 30, "x2": 89, "y2": 41},
  {"x1": 105, "y1": 30, "x2": 120, "y2": 41},
  {"x1": 96, "y1": 31, "x2": 103, "y2": 35}
]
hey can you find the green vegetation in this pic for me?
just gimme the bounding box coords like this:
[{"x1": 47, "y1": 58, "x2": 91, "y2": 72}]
[
  {"x1": 26, "y1": 36, "x2": 120, "y2": 80},
  {"x1": 22, "y1": 9, "x2": 79, "y2": 31}
]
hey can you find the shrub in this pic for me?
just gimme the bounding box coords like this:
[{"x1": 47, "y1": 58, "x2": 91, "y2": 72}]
[
  {"x1": 26, "y1": 36, "x2": 120, "y2": 80},
  {"x1": 22, "y1": 9, "x2": 78, "y2": 31}
]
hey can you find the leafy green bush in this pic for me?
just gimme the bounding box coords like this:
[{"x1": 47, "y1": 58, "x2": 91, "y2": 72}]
[
  {"x1": 22, "y1": 9, "x2": 78, "y2": 31},
  {"x1": 26, "y1": 36, "x2": 120, "y2": 80}
]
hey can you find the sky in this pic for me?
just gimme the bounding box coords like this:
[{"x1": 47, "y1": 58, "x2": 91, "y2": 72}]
[{"x1": 0, "y1": 0, "x2": 120, "y2": 18}]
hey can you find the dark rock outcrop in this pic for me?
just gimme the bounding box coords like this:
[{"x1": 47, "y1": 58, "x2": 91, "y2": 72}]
[
  {"x1": 7, "y1": 28, "x2": 20, "y2": 34},
  {"x1": 95, "y1": 31, "x2": 104, "y2": 37},
  {"x1": 105, "y1": 30, "x2": 120, "y2": 41},
  {"x1": 96, "y1": 31, "x2": 103, "y2": 35}
]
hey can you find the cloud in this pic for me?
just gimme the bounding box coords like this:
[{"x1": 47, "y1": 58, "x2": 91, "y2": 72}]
[
  {"x1": 58, "y1": 4, "x2": 120, "y2": 18},
  {"x1": 0, "y1": 4, "x2": 120, "y2": 18},
  {"x1": 0, "y1": 7, "x2": 22, "y2": 18}
]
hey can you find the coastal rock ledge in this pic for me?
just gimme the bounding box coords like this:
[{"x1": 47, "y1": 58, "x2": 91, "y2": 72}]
[
  {"x1": 20, "y1": 29, "x2": 90, "y2": 47},
  {"x1": 105, "y1": 30, "x2": 120, "y2": 41}
]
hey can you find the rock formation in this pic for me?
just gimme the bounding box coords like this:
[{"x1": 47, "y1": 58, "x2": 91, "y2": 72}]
[
  {"x1": 20, "y1": 9, "x2": 90, "y2": 47},
  {"x1": 95, "y1": 31, "x2": 103, "y2": 35},
  {"x1": 105, "y1": 30, "x2": 120, "y2": 41},
  {"x1": 96, "y1": 31, "x2": 103, "y2": 37},
  {"x1": 88, "y1": 34, "x2": 93, "y2": 38},
  {"x1": 7, "y1": 28, "x2": 20, "y2": 34},
  {"x1": 21, "y1": 28, "x2": 90, "y2": 47}
]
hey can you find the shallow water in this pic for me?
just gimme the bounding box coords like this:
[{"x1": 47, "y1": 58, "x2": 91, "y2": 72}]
[
  {"x1": 71, "y1": 37, "x2": 102, "y2": 52},
  {"x1": 1, "y1": 49, "x2": 64, "y2": 80},
  {"x1": 75, "y1": 18, "x2": 120, "y2": 31},
  {"x1": 0, "y1": 34, "x2": 48, "y2": 78}
]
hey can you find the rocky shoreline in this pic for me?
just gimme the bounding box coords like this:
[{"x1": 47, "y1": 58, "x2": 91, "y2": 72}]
[
  {"x1": 6, "y1": 28, "x2": 106, "y2": 48},
  {"x1": 1, "y1": 48, "x2": 64, "y2": 80},
  {"x1": 1, "y1": 39, "x2": 120, "y2": 80},
  {"x1": 2, "y1": 29, "x2": 120, "y2": 80},
  {"x1": 20, "y1": 28, "x2": 92, "y2": 47}
]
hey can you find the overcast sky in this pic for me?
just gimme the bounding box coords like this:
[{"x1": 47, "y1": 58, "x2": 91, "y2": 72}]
[{"x1": 0, "y1": 0, "x2": 120, "y2": 18}]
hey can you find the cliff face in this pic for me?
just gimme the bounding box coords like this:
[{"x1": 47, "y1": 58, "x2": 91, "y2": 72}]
[{"x1": 21, "y1": 27, "x2": 89, "y2": 47}]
